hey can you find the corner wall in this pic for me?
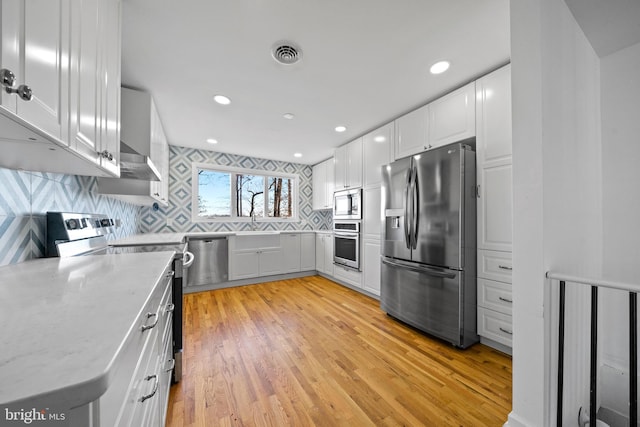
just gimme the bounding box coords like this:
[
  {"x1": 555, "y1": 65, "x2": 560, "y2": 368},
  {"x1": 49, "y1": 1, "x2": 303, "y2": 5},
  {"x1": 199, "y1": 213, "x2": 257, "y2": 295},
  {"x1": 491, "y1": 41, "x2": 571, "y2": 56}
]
[
  {"x1": 600, "y1": 40, "x2": 640, "y2": 418},
  {"x1": 509, "y1": 0, "x2": 602, "y2": 425}
]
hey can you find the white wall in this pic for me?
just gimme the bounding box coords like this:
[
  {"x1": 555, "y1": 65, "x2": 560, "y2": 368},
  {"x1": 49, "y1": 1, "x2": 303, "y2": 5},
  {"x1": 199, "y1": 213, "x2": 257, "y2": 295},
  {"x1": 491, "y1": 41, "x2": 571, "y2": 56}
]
[
  {"x1": 600, "y1": 40, "x2": 640, "y2": 418},
  {"x1": 509, "y1": 0, "x2": 602, "y2": 425}
]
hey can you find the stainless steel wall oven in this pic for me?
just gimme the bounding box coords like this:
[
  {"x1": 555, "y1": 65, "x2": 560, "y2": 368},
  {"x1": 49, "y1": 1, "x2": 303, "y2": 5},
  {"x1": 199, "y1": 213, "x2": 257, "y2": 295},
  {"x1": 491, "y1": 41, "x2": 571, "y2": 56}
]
[{"x1": 333, "y1": 221, "x2": 360, "y2": 270}]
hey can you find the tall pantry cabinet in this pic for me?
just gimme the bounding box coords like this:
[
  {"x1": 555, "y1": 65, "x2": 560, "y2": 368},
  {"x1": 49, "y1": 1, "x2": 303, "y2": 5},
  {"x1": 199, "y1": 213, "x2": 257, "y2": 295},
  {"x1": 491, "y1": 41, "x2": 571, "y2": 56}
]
[{"x1": 475, "y1": 64, "x2": 513, "y2": 353}]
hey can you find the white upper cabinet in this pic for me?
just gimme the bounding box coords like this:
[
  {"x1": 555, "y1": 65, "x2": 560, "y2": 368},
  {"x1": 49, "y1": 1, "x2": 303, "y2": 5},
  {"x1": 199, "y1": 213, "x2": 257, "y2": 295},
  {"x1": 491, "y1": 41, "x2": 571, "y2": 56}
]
[
  {"x1": 476, "y1": 64, "x2": 512, "y2": 167},
  {"x1": 394, "y1": 104, "x2": 429, "y2": 159},
  {"x1": 334, "y1": 138, "x2": 362, "y2": 190},
  {"x1": 363, "y1": 122, "x2": 393, "y2": 188},
  {"x1": 0, "y1": 0, "x2": 121, "y2": 177},
  {"x1": 476, "y1": 64, "x2": 512, "y2": 252},
  {"x1": 312, "y1": 157, "x2": 334, "y2": 210},
  {"x1": 1, "y1": 0, "x2": 69, "y2": 142},
  {"x1": 69, "y1": 0, "x2": 121, "y2": 175},
  {"x1": 428, "y1": 82, "x2": 476, "y2": 148}
]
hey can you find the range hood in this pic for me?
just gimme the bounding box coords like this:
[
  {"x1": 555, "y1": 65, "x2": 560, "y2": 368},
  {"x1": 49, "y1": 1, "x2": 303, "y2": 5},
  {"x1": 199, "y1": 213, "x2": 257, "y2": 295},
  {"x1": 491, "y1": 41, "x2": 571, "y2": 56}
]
[{"x1": 119, "y1": 141, "x2": 161, "y2": 181}]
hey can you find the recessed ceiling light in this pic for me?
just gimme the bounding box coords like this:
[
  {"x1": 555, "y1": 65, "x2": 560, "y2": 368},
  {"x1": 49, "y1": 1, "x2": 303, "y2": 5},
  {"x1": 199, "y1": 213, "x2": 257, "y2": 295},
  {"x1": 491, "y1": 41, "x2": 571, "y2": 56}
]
[
  {"x1": 206, "y1": 138, "x2": 218, "y2": 144},
  {"x1": 335, "y1": 125, "x2": 347, "y2": 133},
  {"x1": 213, "y1": 95, "x2": 231, "y2": 105},
  {"x1": 430, "y1": 61, "x2": 450, "y2": 75},
  {"x1": 283, "y1": 113, "x2": 295, "y2": 120},
  {"x1": 293, "y1": 153, "x2": 302, "y2": 158}
]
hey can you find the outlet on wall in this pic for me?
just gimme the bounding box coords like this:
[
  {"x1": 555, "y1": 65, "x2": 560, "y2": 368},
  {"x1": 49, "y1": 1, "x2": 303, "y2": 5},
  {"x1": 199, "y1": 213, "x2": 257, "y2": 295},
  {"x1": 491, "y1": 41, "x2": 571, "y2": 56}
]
[{"x1": 166, "y1": 218, "x2": 172, "y2": 227}]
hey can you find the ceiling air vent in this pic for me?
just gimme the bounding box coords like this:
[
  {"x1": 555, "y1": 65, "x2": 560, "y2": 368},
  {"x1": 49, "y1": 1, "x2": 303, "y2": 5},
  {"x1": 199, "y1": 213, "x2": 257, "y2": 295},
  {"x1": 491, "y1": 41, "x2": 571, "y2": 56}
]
[{"x1": 271, "y1": 42, "x2": 302, "y2": 65}]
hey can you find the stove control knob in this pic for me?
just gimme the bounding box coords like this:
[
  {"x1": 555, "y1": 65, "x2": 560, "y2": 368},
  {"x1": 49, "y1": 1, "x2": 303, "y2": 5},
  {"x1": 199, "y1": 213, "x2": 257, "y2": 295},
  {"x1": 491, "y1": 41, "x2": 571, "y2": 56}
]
[{"x1": 66, "y1": 219, "x2": 79, "y2": 230}]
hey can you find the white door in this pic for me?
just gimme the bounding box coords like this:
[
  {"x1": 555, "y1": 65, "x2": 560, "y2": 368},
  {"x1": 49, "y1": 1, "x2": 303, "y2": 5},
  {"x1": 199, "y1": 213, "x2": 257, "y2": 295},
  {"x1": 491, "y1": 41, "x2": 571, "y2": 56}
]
[
  {"x1": 478, "y1": 163, "x2": 513, "y2": 252},
  {"x1": 428, "y1": 82, "x2": 475, "y2": 148},
  {"x1": 363, "y1": 122, "x2": 393, "y2": 187},
  {"x1": 394, "y1": 104, "x2": 429, "y2": 159}
]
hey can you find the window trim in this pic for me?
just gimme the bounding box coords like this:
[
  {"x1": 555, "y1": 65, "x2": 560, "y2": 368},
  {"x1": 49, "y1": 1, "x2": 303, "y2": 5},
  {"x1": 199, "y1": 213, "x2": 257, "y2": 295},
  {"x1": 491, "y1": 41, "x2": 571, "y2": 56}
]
[{"x1": 191, "y1": 162, "x2": 299, "y2": 223}]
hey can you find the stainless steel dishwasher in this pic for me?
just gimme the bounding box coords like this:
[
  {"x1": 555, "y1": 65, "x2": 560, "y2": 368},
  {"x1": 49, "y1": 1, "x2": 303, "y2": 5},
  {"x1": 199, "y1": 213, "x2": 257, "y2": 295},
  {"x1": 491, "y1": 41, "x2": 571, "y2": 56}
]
[{"x1": 186, "y1": 237, "x2": 229, "y2": 287}]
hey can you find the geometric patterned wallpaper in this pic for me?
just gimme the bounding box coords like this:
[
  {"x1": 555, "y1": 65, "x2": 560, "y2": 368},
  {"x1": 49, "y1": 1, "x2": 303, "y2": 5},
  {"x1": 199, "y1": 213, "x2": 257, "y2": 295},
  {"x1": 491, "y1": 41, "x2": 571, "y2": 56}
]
[
  {"x1": 0, "y1": 167, "x2": 141, "y2": 267},
  {"x1": 139, "y1": 145, "x2": 332, "y2": 233}
]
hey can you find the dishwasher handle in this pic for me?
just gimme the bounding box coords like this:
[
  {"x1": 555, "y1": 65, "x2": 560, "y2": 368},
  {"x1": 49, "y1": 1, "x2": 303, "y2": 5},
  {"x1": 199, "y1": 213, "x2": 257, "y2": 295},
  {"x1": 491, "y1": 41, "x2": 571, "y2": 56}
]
[{"x1": 183, "y1": 251, "x2": 195, "y2": 268}]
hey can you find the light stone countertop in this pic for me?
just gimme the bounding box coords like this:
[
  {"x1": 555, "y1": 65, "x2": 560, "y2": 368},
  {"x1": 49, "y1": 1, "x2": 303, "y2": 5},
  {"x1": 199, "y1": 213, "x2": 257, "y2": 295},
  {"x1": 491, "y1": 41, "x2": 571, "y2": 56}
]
[
  {"x1": 0, "y1": 252, "x2": 175, "y2": 408},
  {"x1": 109, "y1": 230, "x2": 327, "y2": 246}
]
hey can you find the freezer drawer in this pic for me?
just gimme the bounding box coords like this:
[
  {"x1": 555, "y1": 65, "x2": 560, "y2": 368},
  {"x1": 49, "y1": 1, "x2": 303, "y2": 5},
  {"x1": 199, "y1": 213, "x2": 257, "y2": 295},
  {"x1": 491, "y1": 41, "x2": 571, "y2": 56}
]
[
  {"x1": 187, "y1": 238, "x2": 229, "y2": 286},
  {"x1": 380, "y1": 257, "x2": 478, "y2": 348}
]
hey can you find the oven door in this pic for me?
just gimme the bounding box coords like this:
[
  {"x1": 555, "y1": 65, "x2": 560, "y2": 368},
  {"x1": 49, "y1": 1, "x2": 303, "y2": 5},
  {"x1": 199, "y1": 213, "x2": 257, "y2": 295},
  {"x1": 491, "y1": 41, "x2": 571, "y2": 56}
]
[{"x1": 333, "y1": 232, "x2": 360, "y2": 270}]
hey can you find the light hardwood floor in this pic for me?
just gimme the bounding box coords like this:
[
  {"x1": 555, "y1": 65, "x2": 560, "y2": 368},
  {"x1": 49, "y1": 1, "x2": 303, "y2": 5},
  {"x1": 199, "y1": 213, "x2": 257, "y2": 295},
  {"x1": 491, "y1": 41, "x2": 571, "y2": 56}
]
[{"x1": 166, "y1": 275, "x2": 512, "y2": 426}]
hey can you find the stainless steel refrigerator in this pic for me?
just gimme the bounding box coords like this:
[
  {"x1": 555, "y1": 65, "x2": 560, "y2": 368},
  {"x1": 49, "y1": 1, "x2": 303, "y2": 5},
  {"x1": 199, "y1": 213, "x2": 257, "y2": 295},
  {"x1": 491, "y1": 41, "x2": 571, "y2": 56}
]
[{"x1": 380, "y1": 142, "x2": 478, "y2": 348}]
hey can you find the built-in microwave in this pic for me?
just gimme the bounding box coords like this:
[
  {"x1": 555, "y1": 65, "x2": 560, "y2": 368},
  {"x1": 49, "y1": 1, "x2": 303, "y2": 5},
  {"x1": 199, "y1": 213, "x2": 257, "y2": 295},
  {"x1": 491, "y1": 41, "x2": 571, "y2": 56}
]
[{"x1": 333, "y1": 188, "x2": 362, "y2": 220}]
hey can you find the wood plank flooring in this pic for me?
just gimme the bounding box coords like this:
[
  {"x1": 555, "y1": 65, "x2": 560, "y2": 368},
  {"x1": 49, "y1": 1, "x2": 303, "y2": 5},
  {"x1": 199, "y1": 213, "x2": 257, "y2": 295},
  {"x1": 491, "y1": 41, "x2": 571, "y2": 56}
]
[{"x1": 166, "y1": 276, "x2": 512, "y2": 426}]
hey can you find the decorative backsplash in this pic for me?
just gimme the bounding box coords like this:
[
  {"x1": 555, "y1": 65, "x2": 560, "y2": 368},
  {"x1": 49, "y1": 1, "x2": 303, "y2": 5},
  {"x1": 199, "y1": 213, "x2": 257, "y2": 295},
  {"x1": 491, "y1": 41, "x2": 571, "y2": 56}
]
[
  {"x1": 0, "y1": 167, "x2": 141, "y2": 267},
  {"x1": 139, "y1": 146, "x2": 332, "y2": 233}
]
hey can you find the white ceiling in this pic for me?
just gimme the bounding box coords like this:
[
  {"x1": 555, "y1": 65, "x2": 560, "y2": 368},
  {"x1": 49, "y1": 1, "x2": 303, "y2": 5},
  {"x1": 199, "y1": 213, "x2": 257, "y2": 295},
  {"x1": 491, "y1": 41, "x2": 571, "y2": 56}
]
[
  {"x1": 565, "y1": 0, "x2": 640, "y2": 57},
  {"x1": 121, "y1": 0, "x2": 510, "y2": 165}
]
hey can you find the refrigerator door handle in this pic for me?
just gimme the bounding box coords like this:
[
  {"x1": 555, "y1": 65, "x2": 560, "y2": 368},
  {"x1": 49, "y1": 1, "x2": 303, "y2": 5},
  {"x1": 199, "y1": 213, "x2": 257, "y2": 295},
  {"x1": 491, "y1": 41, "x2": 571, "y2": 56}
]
[
  {"x1": 412, "y1": 166, "x2": 419, "y2": 250},
  {"x1": 404, "y1": 168, "x2": 412, "y2": 249},
  {"x1": 382, "y1": 257, "x2": 457, "y2": 279}
]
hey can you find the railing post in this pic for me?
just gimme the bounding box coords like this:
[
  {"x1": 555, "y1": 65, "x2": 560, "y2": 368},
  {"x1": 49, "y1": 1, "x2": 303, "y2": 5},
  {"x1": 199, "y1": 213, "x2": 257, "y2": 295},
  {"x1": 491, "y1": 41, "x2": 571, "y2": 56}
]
[
  {"x1": 590, "y1": 286, "x2": 598, "y2": 426},
  {"x1": 558, "y1": 280, "x2": 566, "y2": 427},
  {"x1": 630, "y1": 292, "x2": 637, "y2": 427}
]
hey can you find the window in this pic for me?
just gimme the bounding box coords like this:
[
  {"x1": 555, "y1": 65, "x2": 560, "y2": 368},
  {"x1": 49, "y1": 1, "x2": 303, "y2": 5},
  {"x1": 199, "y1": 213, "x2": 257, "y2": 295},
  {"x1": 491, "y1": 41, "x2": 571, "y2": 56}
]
[{"x1": 193, "y1": 163, "x2": 298, "y2": 222}]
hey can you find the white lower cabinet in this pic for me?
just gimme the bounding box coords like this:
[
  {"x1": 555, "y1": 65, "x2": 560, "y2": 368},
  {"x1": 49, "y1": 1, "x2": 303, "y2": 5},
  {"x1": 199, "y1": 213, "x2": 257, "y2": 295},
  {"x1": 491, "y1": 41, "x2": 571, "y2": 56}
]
[
  {"x1": 315, "y1": 233, "x2": 334, "y2": 276},
  {"x1": 281, "y1": 233, "x2": 301, "y2": 273},
  {"x1": 300, "y1": 233, "x2": 316, "y2": 271},
  {"x1": 362, "y1": 240, "x2": 381, "y2": 296},
  {"x1": 81, "y1": 267, "x2": 175, "y2": 427},
  {"x1": 333, "y1": 263, "x2": 362, "y2": 288},
  {"x1": 477, "y1": 249, "x2": 512, "y2": 350}
]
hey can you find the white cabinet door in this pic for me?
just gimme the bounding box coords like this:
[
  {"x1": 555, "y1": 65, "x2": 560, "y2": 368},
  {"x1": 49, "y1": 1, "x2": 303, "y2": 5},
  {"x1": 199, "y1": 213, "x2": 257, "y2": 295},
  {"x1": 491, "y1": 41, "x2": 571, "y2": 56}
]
[
  {"x1": 70, "y1": 0, "x2": 121, "y2": 173},
  {"x1": 259, "y1": 248, "x2": 282, "y2": 277},
  {"x1": 334, "y1": 138, "x2": 362, "y2": 190},
  {"x1": 300, "y1": 234, "x2": 316, "y2": 271},
  {"x1": 324, "y1": 158, "x2": 335, "y2": 208},
  {"x1": 231, "y1": 250, "x2": 260, "y2": 280},
  {"x1": 347, "y1": 137, "x2": 363, "y2": 188},
  {"x1": 334, "y1": 144, "x2": 347, "y2": 190},
  {"x1": 363, "y1": 122, "x2": 393, "y2": 188},
  {"x1": 362, "y1": 186, "x2": 382, "y2": 241},
  {"x1": 363, "y1": 240, "x2": 381, "y2": 296},
  {"x1": 315, "y1": 234, "x2": 325, "y2": 273},
  {"x1": 476, "y1": 64, "x2": 513, "y2": 253},
  {"x1": 394, "y1": 104, "x2": 428, "y2": 160},
  {"x1": 478, "y1": 163, "x2": 513, "y2": 252},
  {"x1": 428, "y1": 82, "x2": 476, "y2": 148},
  {"x1": 1, "y1": 0, "x2": 70, "y2": 142},
  {"x1": 281, "y1": 233, "x2": 301, "y2": 273},
  {"x1": 476, "y1": 64, "x2": 512, "y2": 167},
  {"x1": 312, "y1": 161, "x2": 325, "y2": 210},
  {"x1": 315, "y1": 233, "x2": 334, "y2": 275}
]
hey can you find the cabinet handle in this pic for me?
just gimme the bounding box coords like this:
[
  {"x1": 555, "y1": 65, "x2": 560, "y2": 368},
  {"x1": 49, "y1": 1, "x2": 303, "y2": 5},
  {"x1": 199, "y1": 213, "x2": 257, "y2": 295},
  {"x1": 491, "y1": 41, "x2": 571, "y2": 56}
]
[
  {"x1": 498, "y1": 265, "x2": 513, "y2": 271},
  {"x1": 140, "y1": 312, "x2": 159, "y2": 331},
  {"x1": 499, "y1": 327, "x2": 513, "y2": 335},
  {"x1": 499, "y1": 297, "x2": 513, "y2": 303},
  {"x1": 98, "y1": 150, "x2": 114, "y2": 161},
  {"x1": 165, "y1": 302, "x2": 175, "y2": 314},
  {"x1": 0, "y1": 68, "x2": 16, "y2": 87},
  {"x1": 139, "y1": 374, "x2": 159, "y2": 402},
  {"x1": 476, "y1": 185, "x2": 481, "y2": 198},
  {"x1": 165, "y1": 358, "x2": 176, "y2": 373},
  {"x1": 5, "y1": 84, "x2": 32, "y2": 101}
]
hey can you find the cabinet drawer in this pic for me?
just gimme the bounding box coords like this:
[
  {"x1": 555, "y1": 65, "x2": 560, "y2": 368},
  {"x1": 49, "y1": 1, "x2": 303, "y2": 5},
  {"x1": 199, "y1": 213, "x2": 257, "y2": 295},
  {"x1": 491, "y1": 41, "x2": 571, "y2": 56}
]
[
  {"x1": 478, "y1": 278, "x2": 512, "y2": 315},
  {"x1": 477, "y1": 307, "x2": 512, "y2": 348},
  {"x1": 477, "y1": 250, "x2": 512, "y2": 283},
  {"x1": 333, "y1": 264, "x2": 362, "y2": 287}
]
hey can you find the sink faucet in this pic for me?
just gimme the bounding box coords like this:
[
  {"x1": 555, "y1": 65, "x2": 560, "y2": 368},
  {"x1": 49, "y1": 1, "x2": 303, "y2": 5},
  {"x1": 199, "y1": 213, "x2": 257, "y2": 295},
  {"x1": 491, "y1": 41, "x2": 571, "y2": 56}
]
[{"x1": 251, "y1": 212, "x2": 257, "y2": 230}]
